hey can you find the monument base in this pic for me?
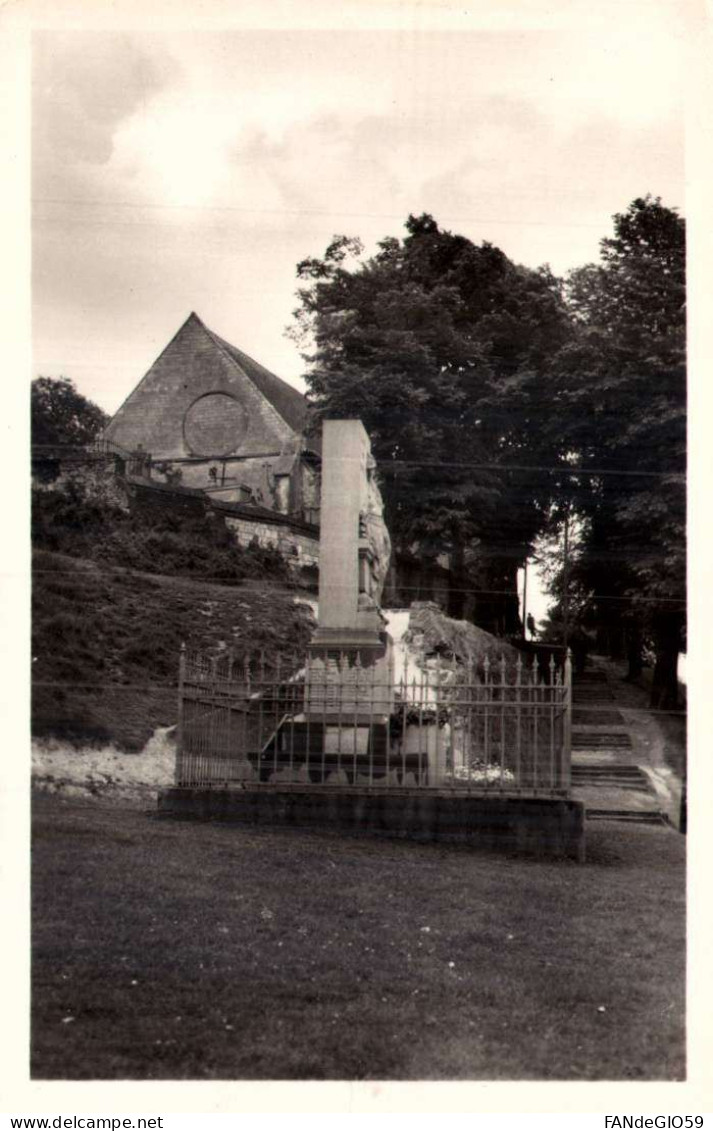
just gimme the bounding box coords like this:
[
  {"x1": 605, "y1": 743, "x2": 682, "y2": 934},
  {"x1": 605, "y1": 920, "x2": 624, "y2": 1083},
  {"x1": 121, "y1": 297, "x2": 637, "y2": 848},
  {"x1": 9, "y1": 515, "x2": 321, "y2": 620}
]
[
  {"x1": 305, "y1": 631, "x2": 395, "y2": 716},
  {"x1": 157, "y1": 787, "x2": 586, "y2": 861},
  {"x1": 308, "y1": 627, "x2": 388, "y2": 658},
  {"x1": 259, "y1": 718, "x2": 404, "y2": 784}
]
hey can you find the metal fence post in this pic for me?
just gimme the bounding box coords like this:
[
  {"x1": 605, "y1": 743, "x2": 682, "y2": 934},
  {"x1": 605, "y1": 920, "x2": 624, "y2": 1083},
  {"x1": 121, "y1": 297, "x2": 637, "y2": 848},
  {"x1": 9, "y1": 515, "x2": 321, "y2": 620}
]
[
  {"x1": 171, "y1": 644, "x2": 574, "y2": 801},
  {"x1": 563, "y1": 647, "x2": 573, "y2": 794}
]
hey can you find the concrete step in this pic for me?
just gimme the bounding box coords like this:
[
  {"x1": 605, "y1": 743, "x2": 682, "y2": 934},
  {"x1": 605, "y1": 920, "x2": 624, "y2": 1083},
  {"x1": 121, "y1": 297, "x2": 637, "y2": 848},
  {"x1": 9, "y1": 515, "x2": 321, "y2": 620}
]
[
  {"x1": 574, "y1": 766, "x2": 645, "y2": 777},
  {"x1": 572, "y1": 763, "x2": 646, "y2": 777},
  {"x1": 572, "y1": 709, "x2": 624, "y2": 726},
  {"x1": 572, "y1": 732, "x2": 632, "y2": 749},
  {"x1": 577, "y1": 781, "x2": 649, "y2": 791},
  {"x1": 572, "y1": 765, "x2": 651, "y2": 791},
  {"x1": 585, "y1": 809, "x2": 667, "y2": 825}
]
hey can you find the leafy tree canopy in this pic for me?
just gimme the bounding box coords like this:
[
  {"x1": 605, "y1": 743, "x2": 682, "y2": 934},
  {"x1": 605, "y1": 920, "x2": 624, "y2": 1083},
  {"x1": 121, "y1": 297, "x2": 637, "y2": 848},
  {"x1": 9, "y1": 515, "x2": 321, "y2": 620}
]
[
  {"x1": 546, "y1": 196, "x2": 686, "y2": 704},
  {"x1": 31, "y1": 376, "x2": 109, "y2": 448},
  {"x1": 290, "y1": 215, "x2": 573, "y2": 610}
]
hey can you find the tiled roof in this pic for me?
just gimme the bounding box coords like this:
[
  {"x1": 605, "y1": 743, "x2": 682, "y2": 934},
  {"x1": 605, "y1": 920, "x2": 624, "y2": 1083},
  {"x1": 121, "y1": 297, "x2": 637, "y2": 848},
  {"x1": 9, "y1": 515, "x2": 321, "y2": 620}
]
[{"x1": 201, "y1": 318, "x2": 308, "y2": 435}]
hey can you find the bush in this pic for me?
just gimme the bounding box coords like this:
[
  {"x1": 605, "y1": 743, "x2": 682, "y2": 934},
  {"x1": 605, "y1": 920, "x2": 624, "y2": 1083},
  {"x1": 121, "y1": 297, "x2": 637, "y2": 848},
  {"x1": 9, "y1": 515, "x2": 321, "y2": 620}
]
[
  {"x1": 32, "y1": 482, "x2": 292, "y2": 586},
  {"x1": 32, "y1": 481, "x2": 127, "y2": 555}
]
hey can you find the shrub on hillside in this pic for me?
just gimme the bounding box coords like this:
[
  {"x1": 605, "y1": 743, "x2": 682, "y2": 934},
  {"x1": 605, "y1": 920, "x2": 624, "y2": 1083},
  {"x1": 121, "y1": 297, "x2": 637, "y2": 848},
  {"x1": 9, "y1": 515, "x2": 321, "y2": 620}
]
[
  {"x1": 31, "y1": 375, "x2": 109, "y2": 447},
  {"x1": 32, "y1": 480, "x2": 126, "y2": 556},
  {"x1": 31, "y1": 482, "x2": 292, "y2": 585}
]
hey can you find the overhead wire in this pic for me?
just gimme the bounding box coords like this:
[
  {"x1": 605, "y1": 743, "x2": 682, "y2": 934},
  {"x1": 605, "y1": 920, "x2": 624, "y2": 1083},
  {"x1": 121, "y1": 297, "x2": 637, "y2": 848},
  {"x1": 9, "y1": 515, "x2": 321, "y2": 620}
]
[
  {"x1": 29, "y1": 559, "x2": 686, "y2": 605},
  {"x1": 30, "y1": 445, "x2": 685, "y2": 480},
  {"x1": 33, "y1": 196, "x2": 608, "y2": 230},
  {"x1": 30, "y1": 679, "x2": 687, "y2": 716}
]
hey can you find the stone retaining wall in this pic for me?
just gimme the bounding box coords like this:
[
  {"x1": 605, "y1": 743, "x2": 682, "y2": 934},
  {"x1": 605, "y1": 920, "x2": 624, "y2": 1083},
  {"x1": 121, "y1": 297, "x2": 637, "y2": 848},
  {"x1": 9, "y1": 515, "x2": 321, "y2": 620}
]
[
  {"x1": 31, "y1": 452, "x2": 131, "y2": 513},
  {"x1": 223, "y1": 515, "x2": 319, "y2": 570}
]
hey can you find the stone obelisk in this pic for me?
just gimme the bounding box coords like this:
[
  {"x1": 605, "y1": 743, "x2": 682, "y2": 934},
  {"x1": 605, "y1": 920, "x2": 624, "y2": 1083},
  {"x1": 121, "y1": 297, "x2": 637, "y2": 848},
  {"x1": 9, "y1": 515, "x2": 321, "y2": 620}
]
[{"x1": 307, "y1": 418, "x2": 393, "y2": 720}]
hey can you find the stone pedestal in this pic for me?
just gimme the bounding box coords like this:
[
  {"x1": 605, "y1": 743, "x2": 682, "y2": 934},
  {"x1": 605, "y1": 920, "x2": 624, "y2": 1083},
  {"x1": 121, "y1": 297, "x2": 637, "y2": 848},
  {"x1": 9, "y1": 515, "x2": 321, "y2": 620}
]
[{"x1": 305, "y1": 634, "x2": 394, "y2": 719}]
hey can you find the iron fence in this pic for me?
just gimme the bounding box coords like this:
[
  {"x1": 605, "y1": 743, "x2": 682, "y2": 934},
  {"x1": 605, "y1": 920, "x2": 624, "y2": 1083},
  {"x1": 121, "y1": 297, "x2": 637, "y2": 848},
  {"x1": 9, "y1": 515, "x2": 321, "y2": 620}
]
[{"x1": 176, "y1": 647, "x2": 572, "y2": 797}]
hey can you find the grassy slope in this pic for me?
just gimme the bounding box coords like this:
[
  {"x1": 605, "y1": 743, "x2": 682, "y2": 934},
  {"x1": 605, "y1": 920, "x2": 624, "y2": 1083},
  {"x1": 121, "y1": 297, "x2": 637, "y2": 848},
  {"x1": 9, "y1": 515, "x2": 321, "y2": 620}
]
[
  {"x1": 31, "y1": 795, "x2": 685, "y2": 1081},
  {"x1": 32, "y1": 550, "x2": 315, "y2": 751}
]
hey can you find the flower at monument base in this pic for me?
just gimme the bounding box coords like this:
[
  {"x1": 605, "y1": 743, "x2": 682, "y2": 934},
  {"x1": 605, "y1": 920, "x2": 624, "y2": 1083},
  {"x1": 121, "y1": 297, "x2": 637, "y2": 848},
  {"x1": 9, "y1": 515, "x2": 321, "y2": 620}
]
[{"x1": 448, "y1": 761, "x2": 516, "y2": 784}]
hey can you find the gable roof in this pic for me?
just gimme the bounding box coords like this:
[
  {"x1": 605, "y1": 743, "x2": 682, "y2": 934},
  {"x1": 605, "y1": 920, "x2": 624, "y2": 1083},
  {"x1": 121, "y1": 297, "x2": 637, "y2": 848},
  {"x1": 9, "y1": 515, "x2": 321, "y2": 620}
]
[
  {"x1": 198, "y1": 316, "x2": 308, "y2": 434},
  {"x1": 103, "y1": 311, "x2": 321, "y2": 459}
]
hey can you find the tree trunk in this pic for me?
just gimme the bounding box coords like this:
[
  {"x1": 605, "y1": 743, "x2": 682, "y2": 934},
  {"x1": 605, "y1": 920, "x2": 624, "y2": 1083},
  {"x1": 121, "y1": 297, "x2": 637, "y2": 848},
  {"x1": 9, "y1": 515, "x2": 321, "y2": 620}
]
[
  {"x1": 625, "y1": 622, "x2": 644, "y2": 682},
  {"x1": 650, "y1": 612, "x2": 682, "y2": 710},
  {"x1": 608, "y1": 625, "x2": 625, "y2": 661}
]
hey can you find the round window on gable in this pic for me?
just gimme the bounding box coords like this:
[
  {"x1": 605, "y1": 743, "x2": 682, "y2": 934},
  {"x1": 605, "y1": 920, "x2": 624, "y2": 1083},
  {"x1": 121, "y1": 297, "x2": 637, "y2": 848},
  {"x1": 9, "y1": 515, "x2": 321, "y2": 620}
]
[{"x1": 183, "y1": 392, "x2": 249, "y2": 456}]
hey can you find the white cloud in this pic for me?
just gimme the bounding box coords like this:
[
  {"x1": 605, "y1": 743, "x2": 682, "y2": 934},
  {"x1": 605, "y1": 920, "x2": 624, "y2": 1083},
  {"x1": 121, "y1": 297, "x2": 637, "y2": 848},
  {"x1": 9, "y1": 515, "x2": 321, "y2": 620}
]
[
  {"x1": 32, "y1": 21, "x2": 686, "y2": 409},
  {"x1": 87, "y1": 26, "x2": 684, "y2": 220}
]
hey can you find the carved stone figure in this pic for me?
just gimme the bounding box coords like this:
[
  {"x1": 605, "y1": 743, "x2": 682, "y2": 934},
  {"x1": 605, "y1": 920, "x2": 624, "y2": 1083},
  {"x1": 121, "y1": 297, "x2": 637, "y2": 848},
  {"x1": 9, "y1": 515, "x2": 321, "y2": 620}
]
[{"x1": 358, "y1": 454, "x2": 391, "y2": 613}]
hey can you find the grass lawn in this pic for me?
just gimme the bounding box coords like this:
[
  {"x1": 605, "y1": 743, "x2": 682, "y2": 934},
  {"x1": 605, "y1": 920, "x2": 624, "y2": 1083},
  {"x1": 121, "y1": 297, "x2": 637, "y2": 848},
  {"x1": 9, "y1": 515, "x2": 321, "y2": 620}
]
[{"x1": 31, "y1": 793, "x2": 685, "y2": 1081}]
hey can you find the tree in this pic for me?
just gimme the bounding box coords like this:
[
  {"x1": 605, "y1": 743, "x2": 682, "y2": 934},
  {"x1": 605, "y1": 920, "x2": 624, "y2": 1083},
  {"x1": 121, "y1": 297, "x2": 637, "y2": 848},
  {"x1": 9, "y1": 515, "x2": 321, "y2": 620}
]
[
  {"x1": 289, "y1": 215, "x2": 573, "y2": 633},
  {"x1": 31, "y1": 376, "x2": 109, "y2": 447},
  {"x1": 546, "y1": 196, "x2": 686, "y2": 706}
]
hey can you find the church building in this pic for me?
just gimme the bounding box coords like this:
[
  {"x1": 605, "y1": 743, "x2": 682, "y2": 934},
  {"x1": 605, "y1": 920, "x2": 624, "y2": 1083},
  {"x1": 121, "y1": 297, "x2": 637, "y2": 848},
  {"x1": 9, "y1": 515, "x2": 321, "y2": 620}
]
[
  {"x1": 102, "y1": 312, "x2": 320, "y2": 521},
  {"x1": 100, "y1": 312, "x2": 475, "y2": 618}
]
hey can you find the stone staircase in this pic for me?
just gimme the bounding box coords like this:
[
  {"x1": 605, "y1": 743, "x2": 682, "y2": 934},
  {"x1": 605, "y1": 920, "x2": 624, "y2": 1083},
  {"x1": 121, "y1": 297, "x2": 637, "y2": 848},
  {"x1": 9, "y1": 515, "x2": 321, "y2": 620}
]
[{"x1": 570, "y1": 669, "x2": 668, "y2": 826}]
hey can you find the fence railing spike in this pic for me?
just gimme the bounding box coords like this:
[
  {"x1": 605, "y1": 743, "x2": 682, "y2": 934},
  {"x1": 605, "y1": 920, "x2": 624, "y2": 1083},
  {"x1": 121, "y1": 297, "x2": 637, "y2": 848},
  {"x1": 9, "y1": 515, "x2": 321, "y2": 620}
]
[{"x1": 176, "y1": 644, "x2": 572, "y2": 799}]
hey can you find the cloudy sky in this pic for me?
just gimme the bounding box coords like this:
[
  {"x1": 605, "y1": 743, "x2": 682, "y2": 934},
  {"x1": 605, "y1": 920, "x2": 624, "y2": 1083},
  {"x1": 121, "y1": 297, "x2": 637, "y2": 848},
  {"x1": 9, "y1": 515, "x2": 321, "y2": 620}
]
[{"x1": 32, "y1": 2, "x2": 687, "y2": 414}]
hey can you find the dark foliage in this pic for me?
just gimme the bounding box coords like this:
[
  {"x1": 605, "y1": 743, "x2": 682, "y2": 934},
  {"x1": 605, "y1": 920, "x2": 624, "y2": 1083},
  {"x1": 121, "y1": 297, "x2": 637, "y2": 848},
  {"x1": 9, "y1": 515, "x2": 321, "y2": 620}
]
[
  {"x1": 543, "y1": 196, "x2": 686, "y2": 706},
  {"x1": 31, "y1": 481, "x2": 292, "y2": 586},
  {"x1": 290, "y1": 213, "x2": 574, "y2": 633},
  {"x1": 31, "y1": 376, "x2": 109, "y2": 447}
]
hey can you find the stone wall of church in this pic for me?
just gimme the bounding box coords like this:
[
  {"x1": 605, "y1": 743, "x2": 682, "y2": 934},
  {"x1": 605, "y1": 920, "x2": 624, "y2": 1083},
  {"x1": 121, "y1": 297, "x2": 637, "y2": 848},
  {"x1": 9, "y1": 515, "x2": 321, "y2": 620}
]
[
  {"x1": 153, "y1": 455, "x2": 281, "y2": 507},
  {"x1": 149, "y1": 453, "x2": 319, "y2": 518}
]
